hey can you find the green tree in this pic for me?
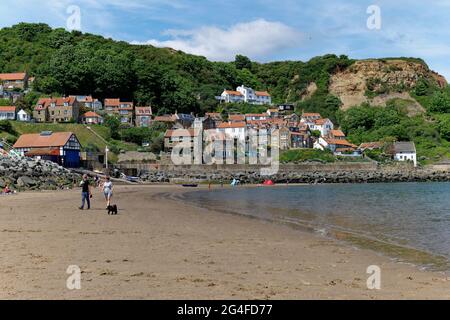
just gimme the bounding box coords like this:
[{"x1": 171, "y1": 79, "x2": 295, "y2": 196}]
[
  {"x1": 429, "y1": 91, "x2": 450, "y2": 113},
  {"x1": 234, "y1": 55, "x2": 252, "y2": 70},
  {"x1": 104, "y1": 115, "x2": 121, "y2": 139},
  {"x1": 438, "y1": 118, "x2": 450, "y2": 141},
  {"x1": 414, "y1": 78, "x2": 429, "y2": 96}
]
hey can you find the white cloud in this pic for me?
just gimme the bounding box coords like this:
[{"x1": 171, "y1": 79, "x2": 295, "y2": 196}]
[{"x1": 133, "y1": 19, "x2": 303, "y2": 61}]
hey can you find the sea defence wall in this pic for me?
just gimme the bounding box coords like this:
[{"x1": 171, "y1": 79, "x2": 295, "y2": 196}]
[
  {"x1": 122, "y1": 162, "x2": 450, "y2": 184},
  {"x1": 0, "y1": 157, "x2": 80, "y2": 191}
]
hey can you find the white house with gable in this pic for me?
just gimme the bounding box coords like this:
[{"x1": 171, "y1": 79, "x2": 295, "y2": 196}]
[
  {"x1": 219, "y1": 85, "x2": 271, "y2": 105},
  {"x1": 393, "y1": 141, "x2": 417, "y2": 167}
]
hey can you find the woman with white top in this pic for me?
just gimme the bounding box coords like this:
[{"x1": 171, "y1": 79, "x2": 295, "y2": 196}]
[{"x1": 102, "y1": 176, "x2": 113, "y2": 208}]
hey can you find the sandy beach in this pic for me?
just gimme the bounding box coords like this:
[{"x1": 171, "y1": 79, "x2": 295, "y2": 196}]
[{"x1": 0, "y1": 184, "x2": 449, "y2": 299}]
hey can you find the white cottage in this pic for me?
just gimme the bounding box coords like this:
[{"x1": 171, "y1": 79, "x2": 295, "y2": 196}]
[
  {"x1": 16, "y1": 109, "x2": 30, "y2": 122},
  {"x1": 393, "y1": 141, "x2": 417, "y2": 167}
]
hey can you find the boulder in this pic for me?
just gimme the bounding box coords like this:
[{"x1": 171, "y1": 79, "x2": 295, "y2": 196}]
[{"x1": 17, "y1": 176, "x2": 38, "y2": 187}]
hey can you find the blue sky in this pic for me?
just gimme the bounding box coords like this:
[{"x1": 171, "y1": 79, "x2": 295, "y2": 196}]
[{"x1": 1, "y1": 0, "x2": 449, "y2": 80}]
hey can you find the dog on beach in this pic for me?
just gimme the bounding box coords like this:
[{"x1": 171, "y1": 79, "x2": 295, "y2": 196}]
[{"x1": 107, "y1": 204, "x2": 118, "y2": 215}]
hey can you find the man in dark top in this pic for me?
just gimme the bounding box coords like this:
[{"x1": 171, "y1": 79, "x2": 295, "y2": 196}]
[{"x1": 79, "y1": 174, "x2": 92, "y2": 210}]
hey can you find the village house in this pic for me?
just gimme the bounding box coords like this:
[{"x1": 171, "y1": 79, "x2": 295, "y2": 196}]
[
  {"x1": 82, "y1": 111, "x2": 103, "y2": 125},
  {"x1": 104, "y1": 98, "x2": 134, "y2": 125},
  {"x1": 216, "y1": 121, "x2": 247, "y2": 143},
  {"x1": 0, "y1": 106, "x2": 16, "y2": 121},
  {"x1": 314, "y1": 118, "x2": 334, "y2": 136},
  {"x1": 72, "y1": 95, "x2": 102, "y2": 111},
  {"x1": 135, "y1": 106, "x2": 153, "y2": 127},
  {"x1": 163, "y1": 129, "x2": 202, "y2": 164},
  {"x1": 193, "y1": 116, "x2": 216, "y2": 130},
  {"x1": 218, "y1": 85, "x2": 272, "y2": 105},
  {"x1": 314, "y1": 137, "x2": 357, "y2": 155},
  {"x1": 213, "y1": 121, "x2": 248, "y2": 162},
  {"x1": 13, "y1": 131, "x2": 81, "y2": 168},
  {"x1": 16, "y1": 109, "x2": 30, "y2": 122},
  {"x1": 205, "y1": 112, "x2": 223, "y2": 127},
  {"x1": 154, "y1": 114, "x2": 177, "y2": 127},
  {"x1": 284, "y1": 113, "x2": 300, "y2": 125},
  {"x1": 0, "y1": 72, "x2": 29, "y2": 91},
  {"x1": 392, "y1": 141, "x2": 417, "y2": 167},
  {"x1": 219, "y1": 90, "x2": 244, "y2": 103},
  {"x1": 278, "y1": 104, "x2": 295, "y2": 113},
  {"x1": 301, "y1": 112, "x2": 322, "y2": 123},
  {"x1": 328, "y1": 129, "x2": 346, "y2": 140},
  {"x1": 174, "y1": 113, "x2": 195, "y2": 129},
  {"x1": 33, "y1": 97, "x2": 80, "y2": 123},
  {"x1": 266, "y1": 108, "x2": 280, "y2": 118},
  {"x1": 279, "y1": 126, "x2": 312, "y2": 150}
]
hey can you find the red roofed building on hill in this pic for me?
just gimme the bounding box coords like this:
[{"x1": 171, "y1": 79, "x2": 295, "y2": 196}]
[
  {"x1": 104, "y1": 98, "x2": 134, "y2": 126},
  {"x1": 0, "y1": 106, "x2": 16, "y2": 121},
  {"x1": 82, "y1": 111, "x2": 104, "y2": 125},
  {"x1": 218, "y1": 85, "x2": 272, "y2": 105},
  {"x1": 33, "y1": 96, "x2": 80, "y2": 123},
  {"x1": 135, "y1": 106, "x2": 153, "y2": 127},
  {"x1": 0, "y1": 72, "x2": 29, "y2": 91},
  {"x1": 13, "y1": 131, "x2": 81, "y2": 168}
]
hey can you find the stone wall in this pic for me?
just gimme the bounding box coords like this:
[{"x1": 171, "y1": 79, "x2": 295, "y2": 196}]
[{"x1": 137, "y1": 162, "x2": 450, "y2": 184}]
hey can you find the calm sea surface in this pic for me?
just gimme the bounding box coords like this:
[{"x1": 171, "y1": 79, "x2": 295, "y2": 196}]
[{"x1": 184, "y1": 183, "x2": 450, "y2": 271}]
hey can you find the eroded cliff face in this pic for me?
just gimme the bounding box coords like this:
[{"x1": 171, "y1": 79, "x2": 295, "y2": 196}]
[{"x1": 329, "y1": 59, "x2": 448, "y2": 110}]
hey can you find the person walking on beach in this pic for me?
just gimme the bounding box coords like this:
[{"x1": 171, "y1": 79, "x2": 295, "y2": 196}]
[
  {"x1": 102, "y1": 176, "x2": 113, "y2": 209},
  {"x1": 79, "y1": 174, "x2": 92, "y2": 210}
]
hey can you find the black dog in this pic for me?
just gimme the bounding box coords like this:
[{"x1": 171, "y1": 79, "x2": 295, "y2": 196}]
[{"x1": 107, "y1": 204, "x2": 118, "y2": 215}]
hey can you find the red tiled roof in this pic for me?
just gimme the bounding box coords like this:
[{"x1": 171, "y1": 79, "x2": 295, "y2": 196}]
[
  {"x1": 135, "y1": 106, "x2": 152, "y2": 115},
  {"x1": 154, "y1": 115, "x2": 176, "y2": 122},
  {"x1": 0, "y1": 106, "x2": 16, "y2": 113},
  {"x1": 83, "y1": 111, "x2": 102, "y2": 118},
  {"x1": 326, "y1": 138, "x2": 356, "y2": 148},
  {"x1": 217, "y1": 121, "x2": 246, "y2": 129},
  {"x1": 104, "y1": 99, "x2": 133, "y2": 108},
  {"x1": 359, "y1": 142, "x2": 383, "y2": 150},
  {"x1": 224, "y1": 90, "x2": 243, "y2": 96},
  {"x1": 255, "y1": 91, "x2": 270, "y2": 97},
  {"x1": 71, "y1": 95, "x2": 94, "y2": 103},
  {"x1": 13, "y1": 132, "x2": 75, "y2": 149},
  {"x1": 330, "y1": 129, "x2": 345, "y2": 137},
  {"x1": 35, "y1": 97, "x2": 77, "y2": 110},
  {"x1": 0, "y1": 72, "x2": 27, "y2": 81},
  {"x1": 165, "y1": 129, "x2": 199, "y2": 137},
  {"x1": 228, "y1": 114, "x2": 245, "y2": 121},
  {"x1": 302, "y1": 113, "x2": 321, "y2": 118},
  {"x1": 315, "y1": 118, "x2": 330, "y2": 125},
  {"x1": 245, "y1": 113, "x2": 267, "y2": 118},
  {"x1": 104, "y1": 98, "x2": 120, "y2": 106}
]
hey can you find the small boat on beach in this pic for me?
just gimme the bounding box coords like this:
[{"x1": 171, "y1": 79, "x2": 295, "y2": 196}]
[
  {"x1": 263, "y1": 179, "x2": 275, "y2": 186},
  {"x1": 182, "y1": 184, "x2": 199, "y2": 188}
]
